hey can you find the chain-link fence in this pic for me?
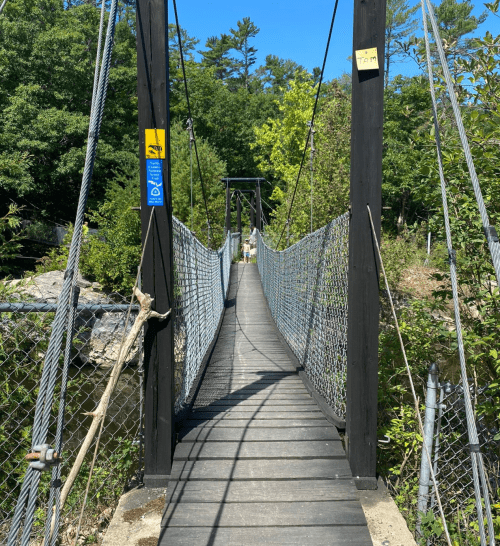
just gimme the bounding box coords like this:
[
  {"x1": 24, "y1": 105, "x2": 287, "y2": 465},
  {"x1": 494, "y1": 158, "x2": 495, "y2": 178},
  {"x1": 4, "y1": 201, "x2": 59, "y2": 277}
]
[
  {"x1": 0, "y1": 219, "x2": 237, "y2": 544},
  {"x1": 256, "y1": 213, "x2": 349, "y2": 420},
  {"x1": 0, "y1": 278, "x2": 141, "y2": 544},
  {"x1": 418, "y1": 371, "x2": 500, "y2": 545}
]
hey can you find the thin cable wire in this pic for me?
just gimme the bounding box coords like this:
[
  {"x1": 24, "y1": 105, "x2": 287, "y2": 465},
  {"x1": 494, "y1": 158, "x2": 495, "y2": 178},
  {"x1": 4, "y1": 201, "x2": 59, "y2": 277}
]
[
  {"x1": 172, "y1": 0, "x2": 212, "y2": 240},
  {"x1": 0, "y1": 0, "x2": 8, "y2": 15},
  {"x1": 275, "y1": 0, "x2": 340, "y2": 250},
  {"x1": 72, "y1": 207, "x2": 155, "y2": 546},
  {"x1": 421, "y1": 3, "x2": 495, "y2": 543},
  {"x1": 367, "y1": 205, "x2": 453, "y2": 546},
  {"x1": 423, "y1": 0, "x2": 500, "y2": 285}
]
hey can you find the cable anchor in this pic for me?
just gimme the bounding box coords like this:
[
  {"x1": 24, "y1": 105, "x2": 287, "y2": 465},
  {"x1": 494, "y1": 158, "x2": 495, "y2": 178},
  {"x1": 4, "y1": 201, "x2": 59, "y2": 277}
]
[{"x1": 25, "y1": 444, "x2": 61, "y2": 471}]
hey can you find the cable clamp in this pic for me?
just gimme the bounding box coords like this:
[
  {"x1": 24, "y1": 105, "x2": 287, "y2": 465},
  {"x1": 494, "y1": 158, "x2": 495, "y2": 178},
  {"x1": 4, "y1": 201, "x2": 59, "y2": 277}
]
[
  {"x1": 469, "y1": 443, "x2": 481, "y2": 453},
  {"x1": 64, "y1": 268, "x2": 74, "y2": 280},
  {"x1": 72, "y1": 286, "x2": 81, "y2": 308},
  {"x1": 484, "y1": 226, "x2": 499, "y2": 244},
  {"x1": 448, "y1": 249, "x2": 456, "y2": 265},
  {"x1": 25, "y1": 444, "x2": 61, "y2": 471}
]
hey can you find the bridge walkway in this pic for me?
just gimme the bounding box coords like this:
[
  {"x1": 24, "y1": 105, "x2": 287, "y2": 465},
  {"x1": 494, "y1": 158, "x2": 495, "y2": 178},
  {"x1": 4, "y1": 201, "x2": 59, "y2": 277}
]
[{"x1": 160, "y1": 264, "x2": 372, "y2": 545}]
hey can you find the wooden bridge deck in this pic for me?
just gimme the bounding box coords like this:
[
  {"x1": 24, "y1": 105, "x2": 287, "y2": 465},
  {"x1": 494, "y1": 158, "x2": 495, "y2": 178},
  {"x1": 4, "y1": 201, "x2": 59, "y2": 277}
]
[{"x1": 160, "y1": 264, "x2": 372, "y2": 545}]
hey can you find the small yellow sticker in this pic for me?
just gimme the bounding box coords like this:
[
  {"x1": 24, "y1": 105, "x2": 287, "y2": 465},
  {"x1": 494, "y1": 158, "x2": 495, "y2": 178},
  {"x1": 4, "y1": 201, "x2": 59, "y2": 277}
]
[
  {"x1": 145, "y1": 129, "x2": 166, "y2": 159},
  {"x1": 355, "y1": 48, "x2": 379, "y2": 71}
]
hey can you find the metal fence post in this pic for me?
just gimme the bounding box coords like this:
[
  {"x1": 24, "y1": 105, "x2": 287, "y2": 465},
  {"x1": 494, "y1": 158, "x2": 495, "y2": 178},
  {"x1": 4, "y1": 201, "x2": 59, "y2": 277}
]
[{"x1": 417, "y1": 362, "x2": 439, "y2": 534}]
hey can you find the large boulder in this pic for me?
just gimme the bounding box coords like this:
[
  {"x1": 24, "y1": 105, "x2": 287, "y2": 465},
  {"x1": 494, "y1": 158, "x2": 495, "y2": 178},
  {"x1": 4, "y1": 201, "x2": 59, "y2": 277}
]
[{"x1": 5, "y1": 271, "x2": 138, "y2": 369}]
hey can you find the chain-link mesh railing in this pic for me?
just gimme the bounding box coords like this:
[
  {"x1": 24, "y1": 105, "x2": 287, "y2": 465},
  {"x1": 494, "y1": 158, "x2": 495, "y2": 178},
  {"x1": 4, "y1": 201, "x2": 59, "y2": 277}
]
[
  {"x1": 172, "y1": 219, "x2": 235, "y2": 413},
  {"x1": 0, "y1": 278, "x2": 141, "y2": 544},
  {"x1": 256, "y1": 213, "x2": 349, "y2": 420},
  {"x1": 419, "y1": 377, "x2": 500, "y2": 544},
  {"x1": 1, "y1": 219, "x2": 236, "y2": 544}
]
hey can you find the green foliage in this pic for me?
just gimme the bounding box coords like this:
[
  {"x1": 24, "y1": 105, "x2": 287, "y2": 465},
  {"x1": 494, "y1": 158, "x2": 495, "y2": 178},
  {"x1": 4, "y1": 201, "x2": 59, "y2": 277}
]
[
  {"x1": 0, "y1": 0, "x2": 139, "y2": 220},
  {"x1": 0, "y1": 204, "x2": 23, "y2": 273},
  {"x1": 253, "y1": 78, "x2": 351, "y2": 246},
  {"x1": 380, "y1": 232, "x2": 427, "y2": 290}
]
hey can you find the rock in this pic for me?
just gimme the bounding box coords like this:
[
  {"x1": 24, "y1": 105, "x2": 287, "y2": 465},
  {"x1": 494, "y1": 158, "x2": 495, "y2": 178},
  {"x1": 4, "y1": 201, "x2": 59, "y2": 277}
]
[
  {"x1": 6, "y1": 271, "x2": 138, "y2": 369},
  {"x1": 78, "y1": 311, "x2": 139, "y2": 368}
]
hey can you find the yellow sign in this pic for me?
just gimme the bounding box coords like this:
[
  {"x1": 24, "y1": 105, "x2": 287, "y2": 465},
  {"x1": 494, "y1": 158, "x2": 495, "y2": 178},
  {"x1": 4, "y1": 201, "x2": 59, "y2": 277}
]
[
  {"x1": 145, "y1": 129, "x2": 166, "y2": 159},
  {"x1": 355, "y1": 48, "x2": 379, "y2": 71}
]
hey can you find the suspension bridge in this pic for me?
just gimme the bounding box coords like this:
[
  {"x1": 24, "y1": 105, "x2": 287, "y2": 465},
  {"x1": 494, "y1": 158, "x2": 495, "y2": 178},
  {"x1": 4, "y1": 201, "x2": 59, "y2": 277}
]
[{"x1": 2, "y1": 0, "x2": 499, "y2": 542}]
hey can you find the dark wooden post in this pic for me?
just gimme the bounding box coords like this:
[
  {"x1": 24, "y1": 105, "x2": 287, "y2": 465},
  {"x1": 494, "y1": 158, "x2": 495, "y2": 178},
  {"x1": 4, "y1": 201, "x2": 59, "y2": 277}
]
[
  {"x1": 250, "y1": 193, "x2": 255, "y2": 229},
  {"x1": 236, "y1": 192, "x2": 242, "y2": 242},
  {"x1": 225, "y1": 181, "x2": 231, "y2": 235},
  {"x1": 346, "y1": 0, "x2": 386, "y2": 490},
  {"x1": 136, "y1": 0, "x2": 174, "y2": 487},
  {"x1": 255, "y1": 182, "x2": 262, "y2": 232}
]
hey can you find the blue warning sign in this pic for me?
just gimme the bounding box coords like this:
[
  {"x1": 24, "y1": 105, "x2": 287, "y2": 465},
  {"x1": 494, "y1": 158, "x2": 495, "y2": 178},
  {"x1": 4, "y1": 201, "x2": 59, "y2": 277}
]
[{"x1": 146, "y1": 159, "x2": 164, "y2": 206}]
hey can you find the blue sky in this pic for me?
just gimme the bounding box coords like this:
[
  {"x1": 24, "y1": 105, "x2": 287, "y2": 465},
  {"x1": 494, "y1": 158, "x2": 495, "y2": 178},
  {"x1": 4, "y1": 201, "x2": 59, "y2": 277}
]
[{"x1": 169, "y1": 0, "x2": 500, "y2": 82}]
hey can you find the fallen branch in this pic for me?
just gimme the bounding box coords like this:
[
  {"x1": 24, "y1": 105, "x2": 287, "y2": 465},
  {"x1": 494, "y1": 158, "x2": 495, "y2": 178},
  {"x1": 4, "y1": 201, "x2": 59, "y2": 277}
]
[{"x1": 46, "y1": 287, "x2": 170, "y2": 543}]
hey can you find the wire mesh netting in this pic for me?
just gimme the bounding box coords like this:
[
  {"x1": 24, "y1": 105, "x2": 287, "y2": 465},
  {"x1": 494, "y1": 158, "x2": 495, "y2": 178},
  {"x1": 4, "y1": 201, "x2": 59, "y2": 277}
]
[
  {"x1": 172, "y1": 218, "x2": 236, "y2": 413},
  {"x1": 0, "y1": 219, "x2": 237, "y2": 544},
  {"x1": 422, "y1": 380, "x2": 499, "y2": 544},
  {"x1": 256, "y1": 213, "x2": 349, "y2": 420}
]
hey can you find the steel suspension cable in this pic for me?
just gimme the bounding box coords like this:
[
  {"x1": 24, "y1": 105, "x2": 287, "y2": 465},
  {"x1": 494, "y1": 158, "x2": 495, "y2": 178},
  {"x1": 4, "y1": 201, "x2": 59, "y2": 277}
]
[
  {"x1": 423, "y1": 0, "x2": 500, "y2": 285},
  {"x1": 421, "y1": 3, "x2": 495, "y2": 543},
  {"x1": 172, "y1": 0, "x2": 212, "y2": 244},
  {"x1": 275, "y1": 0, "x2": 340, "y2": 250},
  {"x1": 42, "y1": 9, "x2": 109, "y2": 544},
  {"x1": 367, "y1": 205, "x2": 453, "y2": 546},
  {"x1": 240, "y1": 192, "x2": 269, "y2": 228},
  {"x1": 7, "y1": 1, "x2": 119, "y2": 543}
]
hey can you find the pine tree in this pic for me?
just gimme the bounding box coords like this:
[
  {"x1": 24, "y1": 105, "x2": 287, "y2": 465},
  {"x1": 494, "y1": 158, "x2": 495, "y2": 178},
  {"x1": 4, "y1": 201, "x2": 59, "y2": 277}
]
[
  {"x1": 230, "y1": 17, "x2": 260, "y2": 89},
  {"x1": 385, "y1": 0, "x2": 418, "y2": 87},
  {"x1": 200, "y1": 34, "x2": 236, "y2": 81}
]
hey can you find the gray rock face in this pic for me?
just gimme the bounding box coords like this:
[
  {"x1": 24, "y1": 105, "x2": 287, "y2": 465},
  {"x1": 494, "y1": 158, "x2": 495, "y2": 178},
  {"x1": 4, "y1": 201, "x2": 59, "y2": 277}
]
[{"x1": 9, "y1": 271, "x2": 138, "y2": 368}]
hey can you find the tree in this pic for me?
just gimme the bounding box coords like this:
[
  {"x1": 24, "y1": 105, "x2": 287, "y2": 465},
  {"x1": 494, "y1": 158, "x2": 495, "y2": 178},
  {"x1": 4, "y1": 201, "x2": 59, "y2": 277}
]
[
  {"x1": 230, "y1": 17, "x2": 260, "y2": 89},
  {"x1": 252, "y1": 77, "x2": 351, "y2": 245},
  {"x1": 0, "y1": 0, "x2": 139, "y2": 220},
  {"x1": 200, "y1": 34, "x2": 236, "y2": 81},
  {"x1": 253, "y1": 55, "x2": 309, "y2": 94},
  {"x1": 427, "y1": 0, "x2": 488, "y2": 77},
  {"x1": 385, "y1": 0, "x2": 418, "y2": 86}
]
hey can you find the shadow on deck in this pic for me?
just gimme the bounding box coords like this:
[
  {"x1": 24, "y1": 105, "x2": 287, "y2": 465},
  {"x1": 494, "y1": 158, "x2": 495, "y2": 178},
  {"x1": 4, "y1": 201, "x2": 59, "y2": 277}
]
[{"x1": 159, "y1": 264, "x2": 373, "y2": 545}]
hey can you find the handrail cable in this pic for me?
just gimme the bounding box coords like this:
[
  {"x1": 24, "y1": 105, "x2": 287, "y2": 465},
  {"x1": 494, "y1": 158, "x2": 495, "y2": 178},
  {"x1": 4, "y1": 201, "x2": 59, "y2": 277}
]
[
  {"x1": 275, "y1": 0, "x2": 340, "y2": 250},
  {"x1": 172, "y1": 0, "x2": 212, "y2": 244},
  {"x1": 367, "y1": 205, "x2": 453, "y2": 546},
  {"x1": 423, "y1": 0, "x2": 500, "y2": 284},
  {"x1": 421, "y1": 2, "x2": 495, "y2": 543}
]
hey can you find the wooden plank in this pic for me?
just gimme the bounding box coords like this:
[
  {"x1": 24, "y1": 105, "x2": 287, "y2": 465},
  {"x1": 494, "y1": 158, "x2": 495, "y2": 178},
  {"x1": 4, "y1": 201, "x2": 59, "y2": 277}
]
[
  {"x1": 200, "y1": 397, "x2": 318, "y2": 404},
  {"x1": 192, "y1": 404, "x2": 320, "y2": 412},
  {"x1": 170, "y1": 458, "x2": 353, "y2": 481},
  {"x1": 190, "y1": 411, "x2": 325, "y2": 420},
  {"x1": 163, "y1": 500, "x2": 367, "y2": 527},
  {"x1": 207, "y1": 393, "x2": 312, "y2": 400},
  {"x1": 185, "y1": 419, "x2": 332, "y2": 428},
  {"x1": 159, "y1": 525, "x2": 373, "y2": 546},
  {"x1": 179, "y1": 426, "x2": 339, "y2": 442},
  {"x1": 165, "y1": 479, "x2": 356, "y2": 503},
  {"x1": 173, "y1": 440, "x2": 345, "y2": 461}
]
